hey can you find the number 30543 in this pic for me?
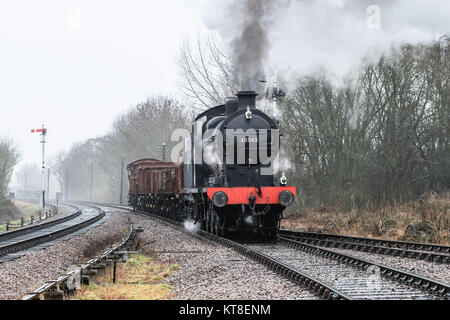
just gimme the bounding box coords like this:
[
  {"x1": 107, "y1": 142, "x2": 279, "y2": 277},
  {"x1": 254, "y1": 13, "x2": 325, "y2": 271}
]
[{"x1": 240, "y1": 137, "x2": 258, "y2": 143}]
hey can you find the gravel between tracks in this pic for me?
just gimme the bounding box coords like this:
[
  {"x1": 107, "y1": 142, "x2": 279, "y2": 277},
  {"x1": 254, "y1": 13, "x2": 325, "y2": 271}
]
[
  {"x1": 0, "y1": 210, "x2": 128, "y2": 300},
  {"x1": 250, "y1": 244, "x2": 434, "y2": 300},
  {"x1": 126, "y1": 212, "x2": 318, "y2": 300},
  {"x1": 321, "y1": 247, "x2": 450, "y2": 284}
]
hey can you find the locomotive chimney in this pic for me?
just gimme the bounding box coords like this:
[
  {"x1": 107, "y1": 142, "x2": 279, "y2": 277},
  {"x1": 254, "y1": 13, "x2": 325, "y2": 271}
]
[
  {"x1": 236, "y1": 91, "x2": 257, "y2": 111},
  {"x1": 225, "y1": 97, "x2": 239, "y2": 115}
]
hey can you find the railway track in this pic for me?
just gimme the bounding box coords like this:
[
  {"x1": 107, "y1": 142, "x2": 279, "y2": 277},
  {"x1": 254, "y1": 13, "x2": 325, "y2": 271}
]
[
  {"x1": 275, "y1": 237, "x2": 448, "y2": 299},
  {"x1": 78, "y1": 202, "x2": 349, "y2": 300},
  {"x1": 22, "y1": 224, "x2": 139, "y2": 300},
  {"x1": 82, "y1": 201, "x2": 450, "y2": 300},
  {"x1": 279, "y1": 229, "x2": 450, "y2": 264},
  {"x1": 0, "y1": 203, "x2": 106, "y2": 263}
]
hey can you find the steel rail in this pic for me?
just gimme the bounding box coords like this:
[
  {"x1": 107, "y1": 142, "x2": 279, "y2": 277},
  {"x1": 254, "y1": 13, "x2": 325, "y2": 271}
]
[
  {"x1": 279, "y1": 229, "x2": 450, "y2": 254},
  {"x1": 22, "y1": 225, "x2": 137, "y2": 300},
  {"x1": 278, "y1": 236, "x2": 450, "y2": 299},
  {"x1": 279, "y1": 234, "x2": 450, "y2": 264},
  {"x1": 0, "y1": 204, "x2": 105, "y2": 258}
]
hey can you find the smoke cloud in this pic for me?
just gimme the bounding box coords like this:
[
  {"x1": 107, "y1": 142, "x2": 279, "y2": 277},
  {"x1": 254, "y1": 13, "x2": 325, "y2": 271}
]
[
  {"x1": 202, "y1": 0, "x2": 450, "y2": 87},
  {"x1": 203, "y1": 0, "x2": 290, "y2": 90},
  {"x1": 228, "y1": 1, "x2": 280, "y2": 90}
]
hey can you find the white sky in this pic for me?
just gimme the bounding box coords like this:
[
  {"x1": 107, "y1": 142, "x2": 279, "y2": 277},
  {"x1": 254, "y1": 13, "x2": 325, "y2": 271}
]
[{"x1": 0, "y1": 0, "x2": 206, "y2": 179}]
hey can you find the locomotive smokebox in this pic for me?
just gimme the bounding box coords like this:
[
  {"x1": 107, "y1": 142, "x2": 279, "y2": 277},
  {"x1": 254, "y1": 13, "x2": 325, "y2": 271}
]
[{"x1": 236, "y1": 91, "x2": 257, "y2": 111}]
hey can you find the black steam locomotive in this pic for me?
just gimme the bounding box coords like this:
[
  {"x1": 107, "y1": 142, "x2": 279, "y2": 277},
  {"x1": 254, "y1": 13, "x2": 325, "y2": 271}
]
[{"x1": 129, "y1": 91, "x2": 296, "y2": 239}]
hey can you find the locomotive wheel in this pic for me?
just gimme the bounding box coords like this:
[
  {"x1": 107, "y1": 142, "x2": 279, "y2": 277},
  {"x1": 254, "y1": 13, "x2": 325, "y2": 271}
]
[
  {"x1": 206, "y1": 209, "x2": 218, "y2": 235},
  {"x1": 263, "y1": 229, "x2": 277, "y2": 242},
  {"x1": 205, "y1": 211, "x2": 210, "y2": 233},
  {"x1": 210, "y1": 213, "x2": 216, "y2": 235},
  {"x1": 201, "y1": 216, "x2": 207, "y2": 231},
  {"x1": 206, "y1": 210, "x2": 221, "y2": 236},
  {"x1": 213, "y1": 213, "x2": 220, "y2": 236}
]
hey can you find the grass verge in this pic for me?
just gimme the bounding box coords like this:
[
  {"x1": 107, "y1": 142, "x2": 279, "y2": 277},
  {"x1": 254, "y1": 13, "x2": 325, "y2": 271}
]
[
  {"x1": 0, "y1": 200, "x2": 42, "y2": 232},
  {"x1": 282, "y1": 192, "x2": 450, "y2": 245},
  {"x1": 71, "y1": 253, "x2": 179, "y2": 300}
]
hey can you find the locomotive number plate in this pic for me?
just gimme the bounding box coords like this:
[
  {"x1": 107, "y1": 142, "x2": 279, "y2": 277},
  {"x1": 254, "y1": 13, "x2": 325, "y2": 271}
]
[{"x1": 240, "y1": 137, "x2": 258, "y2": 143}]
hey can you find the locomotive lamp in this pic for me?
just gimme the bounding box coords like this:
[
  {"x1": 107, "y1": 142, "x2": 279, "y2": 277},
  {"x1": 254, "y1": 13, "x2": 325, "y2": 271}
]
[
  {"x1": 279, "y1": 190, "x2": 294, "y2": 207},
  {"x1": 212, "y1": 191, "x2": 228, "y2": 208},
  {"x1": 280, "y1": 172, "x2": 287, "y2": 185},
  {"x1": 245, "y1": 106, "x2": 253, "y2": 120}
]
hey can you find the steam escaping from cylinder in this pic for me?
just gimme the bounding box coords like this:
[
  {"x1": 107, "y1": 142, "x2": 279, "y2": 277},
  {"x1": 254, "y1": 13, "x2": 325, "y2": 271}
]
[
  {"x1": 184, "y1": 219, "x2": 201, "y2": 233},
  {"x1": 244, "y1": 215, "x2": 258, "y2": 226}
]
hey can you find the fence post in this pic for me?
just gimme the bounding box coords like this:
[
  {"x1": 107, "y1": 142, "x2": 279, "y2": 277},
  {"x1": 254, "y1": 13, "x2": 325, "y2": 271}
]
[
  {"x1": 31, "y1": 216, "x2": 34, "y2": 224},
  {"x1": 21, "y1": 217, "x2": 24, "y2": 227},
  {"x1": 6, "y1": 222, "x2": 9, "y2": 231},
  {"x1": 113, "y1": 261, "x2": 117, "y2": 284}
]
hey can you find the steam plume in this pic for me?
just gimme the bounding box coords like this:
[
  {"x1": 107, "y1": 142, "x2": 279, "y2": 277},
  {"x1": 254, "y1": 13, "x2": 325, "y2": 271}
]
[
  {"x1": 202, "y1": 0, "x2": 450, "y2": 88},
  {"x1": 204, "y1": 0, "x2": 289, "y2": 90}
]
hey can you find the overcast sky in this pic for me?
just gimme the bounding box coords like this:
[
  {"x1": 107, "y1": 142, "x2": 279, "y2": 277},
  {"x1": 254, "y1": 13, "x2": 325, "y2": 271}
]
[
  {"x1": 1, "y1": 0, "x2": 449, "y2": 189},
  {"x1": 0, "y1": 0, "x2": 205, "y2": 180}
]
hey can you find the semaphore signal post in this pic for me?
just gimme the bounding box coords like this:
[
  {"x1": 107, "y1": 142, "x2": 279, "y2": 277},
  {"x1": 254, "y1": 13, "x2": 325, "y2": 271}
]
[{"x1": 31, "y1": 125, "x2": 47, "y2": 210}]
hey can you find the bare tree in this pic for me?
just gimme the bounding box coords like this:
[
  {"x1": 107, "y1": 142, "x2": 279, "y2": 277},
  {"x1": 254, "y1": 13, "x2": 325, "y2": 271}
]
[
  {"x1": 49, "y1": 151, "x2": 67, "y2": 197},
  {"x1": 16, "y1": 164, "x2": 41, "y2": 191},
  {"x1": 95, "y1": 96, "x2": 190, "y2": 201},
  {"x1": 0, "y1": 135, "x2": 20, "y2": 198},
  {"x1": 281, "y1": 38, "x2": 450, "y2": 211},
  {"x1": 52, "y1": 95, "x2": 190, "y2": 202},
  {"x1": 177, "y1": 33, "x2": 237, "y2": 109}
]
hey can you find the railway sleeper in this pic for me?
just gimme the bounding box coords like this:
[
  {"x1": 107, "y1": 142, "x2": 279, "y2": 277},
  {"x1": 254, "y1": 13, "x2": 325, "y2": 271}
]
[
  {"x1": 81, "y1": 275, "x2": 90, "y2": 285},
  {"x1": 82, "y1": 269, "x2": 97, "y2": 276},
  {"x1": 313, "y1": 283, "x2": 320, "y2": 292},
  {"x1": 44, "y1": 289, "x2": 64, "y2": 301},
  {"x1": 91, "y1": 263, "x2": 107, "y2": 275}
]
